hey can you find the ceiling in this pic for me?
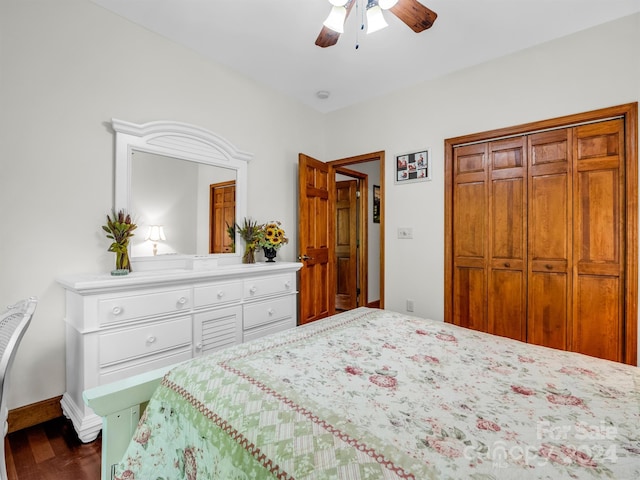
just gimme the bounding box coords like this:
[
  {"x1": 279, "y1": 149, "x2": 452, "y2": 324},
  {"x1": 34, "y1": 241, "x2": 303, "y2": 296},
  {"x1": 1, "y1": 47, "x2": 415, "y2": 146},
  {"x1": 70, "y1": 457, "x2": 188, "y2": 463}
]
[{"x1": 91, "y1": 0, "x2": 640, "y2": 113}]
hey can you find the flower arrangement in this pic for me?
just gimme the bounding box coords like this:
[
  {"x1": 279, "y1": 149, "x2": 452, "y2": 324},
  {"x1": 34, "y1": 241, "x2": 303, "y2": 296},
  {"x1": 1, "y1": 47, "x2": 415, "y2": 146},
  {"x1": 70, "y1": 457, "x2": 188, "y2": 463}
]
[
  {"x1": 235, "y1": 217, "x2": 263, "y2": 263},
  {"x1": 259, "y1": 221, "x2": 288, "y2": 250},
  {"x1": 102, "y1": 209, "x2": 137, "y2": 273}
]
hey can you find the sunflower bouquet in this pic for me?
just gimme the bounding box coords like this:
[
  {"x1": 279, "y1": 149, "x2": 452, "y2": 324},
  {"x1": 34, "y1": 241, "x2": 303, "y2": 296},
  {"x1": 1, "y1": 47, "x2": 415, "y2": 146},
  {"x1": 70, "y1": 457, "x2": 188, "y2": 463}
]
[{"x1": 259, "y1": 221, "x2": 288, "y2": 250}]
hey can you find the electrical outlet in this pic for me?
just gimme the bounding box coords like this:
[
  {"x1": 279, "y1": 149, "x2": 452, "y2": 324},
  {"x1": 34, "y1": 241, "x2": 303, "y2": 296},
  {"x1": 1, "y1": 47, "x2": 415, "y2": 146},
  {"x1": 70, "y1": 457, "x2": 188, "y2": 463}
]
[
  {"x1": 406, "y1": 299, "x2": 414, "y2": 312},
  {"x1": 398, "y1": 227, "x2": 413, "y2": 239}
]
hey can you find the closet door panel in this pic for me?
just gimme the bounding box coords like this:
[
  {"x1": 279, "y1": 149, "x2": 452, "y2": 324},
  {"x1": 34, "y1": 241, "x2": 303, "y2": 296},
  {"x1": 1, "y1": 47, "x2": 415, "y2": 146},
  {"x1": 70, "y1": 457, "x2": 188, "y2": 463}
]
[
  {"x1": 453, "y1": 266, "x2": 486, "y2": 331},
  {"x1": 489, "y1": 177, "x2": 525, "y2": 340},
  {"x1": 575, "y1": 275, "x2": 621, "y2": 361},
  {"x1": 576, "y1": 169, "x2": 620, "y2": 267},
  {"x1": 573, "y1": 119, "x2": 624, "y2": 361},
  {"x1": 528, "y1": 272, "x2": 567, "y2": 349},
  {"x1": 488, "y1": 138, "x2": 527, "y2": 341},
  {"x1": 529, "y1": 174, "x2": 569, "y2": 265},
  {"x1": 528, "y1": 130, "x2": 571, "y2": 349},
  {"x1": 491, "y1": 178, "x2": 524, "y2": 264},
  {"x1": 452, "y1": 143, "x2": 488, "y2": 330},
  {"x1": 489, "y1": 269, "x2": 525, "y2": 341},
  {"x1": 454, "y1": 182, "x2": 486, "y2": 258}
]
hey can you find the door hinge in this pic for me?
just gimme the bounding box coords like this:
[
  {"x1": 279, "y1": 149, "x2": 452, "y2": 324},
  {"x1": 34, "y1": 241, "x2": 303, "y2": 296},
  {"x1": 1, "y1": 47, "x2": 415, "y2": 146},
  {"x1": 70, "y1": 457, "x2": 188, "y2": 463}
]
[{"x1": 356, "y1": 191, "x2": 361, "y2": 198}]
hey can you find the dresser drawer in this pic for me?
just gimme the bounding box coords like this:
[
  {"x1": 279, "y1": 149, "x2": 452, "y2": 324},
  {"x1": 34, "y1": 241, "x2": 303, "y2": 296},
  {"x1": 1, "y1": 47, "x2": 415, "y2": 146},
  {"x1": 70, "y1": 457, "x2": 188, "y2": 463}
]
[
  {"x1": 243, "y1": 296, "x2": 293, "y2": 330},
  {"x1": 194, "y1": 281, "x2": 242, "y2": 308},
  {"x1": 98, "y1": 288, "x2": 190, "y2": 325},
  {"x1": 243, "y1": 317, "x2": 296, "y2": 343},
  {"x1": 243, "y1": 273, "x2": 295, "y2": 300},
  {"x1": 99, "y1": 348, "x2": 192, "y2": 386},
  {"x1": 99, "y1": 316, "x2": 192, "y2": 366}
]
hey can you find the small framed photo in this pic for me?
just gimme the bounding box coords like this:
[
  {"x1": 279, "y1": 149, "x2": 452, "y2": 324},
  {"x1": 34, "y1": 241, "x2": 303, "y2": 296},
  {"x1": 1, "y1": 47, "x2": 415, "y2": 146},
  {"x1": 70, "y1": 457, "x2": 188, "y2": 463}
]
[{"x1": 395, "y1": 149, "x2": 431, "y2": 184}]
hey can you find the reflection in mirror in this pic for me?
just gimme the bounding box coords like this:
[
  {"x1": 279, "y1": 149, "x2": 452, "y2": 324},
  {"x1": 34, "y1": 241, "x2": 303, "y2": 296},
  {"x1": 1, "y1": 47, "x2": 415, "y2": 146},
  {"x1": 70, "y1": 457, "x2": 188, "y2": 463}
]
[
  {"x1": 112, "y1": 119, "x2": 252, "y2": 270},
  {"x1": 129, "y1": 150, "x2": 237, "y2": 258}
]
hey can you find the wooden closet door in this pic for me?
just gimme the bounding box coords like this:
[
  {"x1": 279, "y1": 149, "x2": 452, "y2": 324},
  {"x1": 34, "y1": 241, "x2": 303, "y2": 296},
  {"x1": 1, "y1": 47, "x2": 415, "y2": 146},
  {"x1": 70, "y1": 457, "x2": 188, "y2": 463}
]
[
  {"x1": 572, "y1": 119, "x2": 625, "y2": 362},
  {"x1": 488, "y1": 138, "x2": 527, "y2": 341},
  {"x1": 452, "y1": 143, "x2": 488, "y2": 331},
  {"x1": 527, "y1": 130, "x2": 572, "y2": 350}
]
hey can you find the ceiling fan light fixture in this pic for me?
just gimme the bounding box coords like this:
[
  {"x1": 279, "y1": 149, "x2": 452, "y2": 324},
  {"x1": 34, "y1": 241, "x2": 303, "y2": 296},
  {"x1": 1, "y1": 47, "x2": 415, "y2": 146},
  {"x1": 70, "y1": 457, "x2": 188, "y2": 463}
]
[
  {"x1": 366, "y1": 4, "x2": 388, "y2": 34},
  {"x1": 378, "y1": 0, "x2": 398, "y2": 9},
  {"x1": 323, "y1": 5, "x2": 347, "y2": 33}
]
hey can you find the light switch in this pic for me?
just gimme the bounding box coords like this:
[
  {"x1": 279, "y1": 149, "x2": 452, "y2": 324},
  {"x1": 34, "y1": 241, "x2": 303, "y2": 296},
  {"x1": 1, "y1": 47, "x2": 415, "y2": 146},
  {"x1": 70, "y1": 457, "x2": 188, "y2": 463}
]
[{"x1": 398, "y1": 227, "x2": 413, "y2": 239}]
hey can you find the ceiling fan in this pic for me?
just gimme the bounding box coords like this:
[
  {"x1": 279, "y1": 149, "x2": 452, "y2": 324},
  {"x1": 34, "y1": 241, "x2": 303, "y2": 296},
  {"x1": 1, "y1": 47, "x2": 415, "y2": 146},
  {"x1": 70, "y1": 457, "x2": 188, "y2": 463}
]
[{"x1": 315, "y1": 0, "x2": 437, "y2": 48}]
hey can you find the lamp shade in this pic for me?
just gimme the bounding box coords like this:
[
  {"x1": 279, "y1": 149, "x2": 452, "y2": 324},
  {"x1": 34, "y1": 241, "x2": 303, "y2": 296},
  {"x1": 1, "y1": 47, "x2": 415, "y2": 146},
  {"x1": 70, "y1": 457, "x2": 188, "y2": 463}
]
[
  {"x1": 328, "y1": 0, "x2": 349, "y2": 5},
  {"x1": 378, "y1": 0, "x2": 398, "y2": 9},
  {"x1": 323, "y1": 5, "x2": 347, "y2": 33},
  {"x1": 145, "y1": 225, "x2": 166, "y2": 242},
  {"x1": 366, "y1": 5, "x2": 388, "y2": 34}
]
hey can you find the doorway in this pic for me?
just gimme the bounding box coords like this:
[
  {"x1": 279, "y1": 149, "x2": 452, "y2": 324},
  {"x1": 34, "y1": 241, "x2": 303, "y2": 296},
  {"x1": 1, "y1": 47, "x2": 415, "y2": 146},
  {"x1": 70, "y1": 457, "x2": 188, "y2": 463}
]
[
  {"x1": 209, "y1": 180, "x2": 236, "y2": 254},
  {"x1": 334, "y1": 168, "x2": 368, "y2": 311},
  {"x1": 297, "y1": 151, "x2": 384, "y2": 324},
  {"x1": 330, "y1": 153, "x2": 383, "y2": 311}
]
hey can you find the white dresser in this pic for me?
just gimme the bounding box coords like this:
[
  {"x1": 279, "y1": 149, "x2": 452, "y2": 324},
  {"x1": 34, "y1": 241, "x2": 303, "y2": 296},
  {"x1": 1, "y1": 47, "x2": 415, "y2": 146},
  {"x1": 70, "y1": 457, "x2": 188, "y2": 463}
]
[{"x1": 57, "y1": 261, "x2": 302, "y2": 442}]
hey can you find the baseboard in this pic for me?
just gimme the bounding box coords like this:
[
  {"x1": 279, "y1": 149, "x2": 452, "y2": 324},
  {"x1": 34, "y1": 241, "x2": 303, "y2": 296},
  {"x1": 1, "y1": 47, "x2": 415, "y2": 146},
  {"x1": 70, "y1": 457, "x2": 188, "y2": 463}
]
[
  {"x1": 367, "y1": 300, "x2": 380, "y2": 308},
  {"x1": 7, "y1": 396, "x2": 63, "y2": 433}
]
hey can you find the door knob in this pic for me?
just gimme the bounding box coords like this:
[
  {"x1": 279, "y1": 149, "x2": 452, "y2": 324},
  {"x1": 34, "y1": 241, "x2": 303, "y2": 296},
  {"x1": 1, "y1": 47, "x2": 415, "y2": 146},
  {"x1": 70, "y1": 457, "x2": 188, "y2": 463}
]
[{"x1": 298, "y1": 255, "x2": 313, "y2": 261}]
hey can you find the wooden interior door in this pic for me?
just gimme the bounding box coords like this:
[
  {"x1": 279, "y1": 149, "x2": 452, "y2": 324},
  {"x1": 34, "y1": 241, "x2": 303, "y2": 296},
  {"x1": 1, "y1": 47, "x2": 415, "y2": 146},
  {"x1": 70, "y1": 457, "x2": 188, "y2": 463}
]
[
  {"x1": 298, "y1": 154, "x2": 334, "y2": 324},
  {"x1": 209, "y1": 181, "x2": 236, "y2": 253},
  {"x1": 487, "y1": 137, "x2": 527, "y2": 341},
  {"x1": 335, "y1": 180, "x2": 358, "y2": 311}
]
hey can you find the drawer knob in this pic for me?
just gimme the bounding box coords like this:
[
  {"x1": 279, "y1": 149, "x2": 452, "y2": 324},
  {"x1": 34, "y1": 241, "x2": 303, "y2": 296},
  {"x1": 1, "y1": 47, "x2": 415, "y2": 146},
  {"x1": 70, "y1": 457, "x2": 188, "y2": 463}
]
[
  {"x1": 284, "y1": 281, "x2": 291, "y2": 289},
  {"x1": 267, "y1": 308, "x2": 275, "y2": 316},
  {"x1": 196, "y1": 342, "x2": 202, "y2": 350},
  {"x1": 112, "y1": 306, "x2": 123, "y2": 316},
  {"x1": 177, "y1": 296, "x2": 188, "y2": 305},
  {"x1": 217, "y1": 290, "x2": 225, "y2": 298},
  {"x1": 146, "y1": 335, "x2": 156, "y2": 344},
  {"x1": 249, "y1": 286, "x2": 257, "y2": 294}
]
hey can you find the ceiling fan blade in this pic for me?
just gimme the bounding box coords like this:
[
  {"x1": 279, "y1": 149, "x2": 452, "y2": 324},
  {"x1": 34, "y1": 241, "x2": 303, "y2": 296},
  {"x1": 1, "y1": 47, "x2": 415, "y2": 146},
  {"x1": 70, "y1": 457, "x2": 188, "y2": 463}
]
[
  {"x1": 389, "y1": 0, "x2": 437, "y2": 33},
  {"x1": 315, "y1": 26, "x2": 342, "y2": 48},
  {"x1": 315, "y1": 0, "x2": 357, "y2": 48}
]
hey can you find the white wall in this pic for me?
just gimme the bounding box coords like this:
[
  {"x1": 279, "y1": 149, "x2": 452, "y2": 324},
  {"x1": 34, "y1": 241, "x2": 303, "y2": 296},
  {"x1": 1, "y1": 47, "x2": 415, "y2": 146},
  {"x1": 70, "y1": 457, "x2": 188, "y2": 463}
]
[
  {"x1": 324, "y1": 14, "x2": 640, "y2": 327},
  {"x1": 0, "y1": 0, "x2": 325, "y2": 409},
  {"x1": 1, "y1": 1, "x2": 638, "y2": 412}
]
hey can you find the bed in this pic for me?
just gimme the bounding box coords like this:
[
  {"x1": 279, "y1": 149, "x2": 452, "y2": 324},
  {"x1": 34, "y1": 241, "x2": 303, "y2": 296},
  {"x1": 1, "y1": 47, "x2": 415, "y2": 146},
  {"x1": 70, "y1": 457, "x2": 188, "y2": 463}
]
[{"x1": 86, "y1": 307, "x2": 640, "y2": 479}]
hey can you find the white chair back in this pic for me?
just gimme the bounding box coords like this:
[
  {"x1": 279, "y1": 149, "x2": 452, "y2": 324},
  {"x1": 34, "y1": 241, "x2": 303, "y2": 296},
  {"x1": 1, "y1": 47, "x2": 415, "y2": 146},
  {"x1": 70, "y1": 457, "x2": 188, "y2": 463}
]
[{"x1": 0, "y1": 297, "x2": 37, "y2": 480}]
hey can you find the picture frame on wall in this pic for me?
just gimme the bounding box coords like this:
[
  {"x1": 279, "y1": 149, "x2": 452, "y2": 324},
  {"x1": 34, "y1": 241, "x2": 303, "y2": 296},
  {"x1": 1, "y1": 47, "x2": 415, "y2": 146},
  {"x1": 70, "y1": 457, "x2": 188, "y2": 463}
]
[
  {"x1": 395, "y1": 149, "x2": 431, "y2": 184},
  {"x1": 373, "y1": 185, "x2": 380, "y2": 224}
]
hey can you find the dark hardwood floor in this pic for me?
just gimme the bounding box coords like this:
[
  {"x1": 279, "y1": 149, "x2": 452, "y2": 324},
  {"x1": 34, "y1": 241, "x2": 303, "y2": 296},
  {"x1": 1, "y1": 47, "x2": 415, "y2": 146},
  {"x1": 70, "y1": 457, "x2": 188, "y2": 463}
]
[{"x1": 5, "y1": 417, "x2": 101, "y2": 480}]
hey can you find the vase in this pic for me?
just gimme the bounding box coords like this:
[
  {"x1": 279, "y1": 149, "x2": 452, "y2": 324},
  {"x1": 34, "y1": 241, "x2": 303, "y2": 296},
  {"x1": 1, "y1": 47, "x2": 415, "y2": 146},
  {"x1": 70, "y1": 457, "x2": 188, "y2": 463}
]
[
  {"x1": 243, "y1": 246, "x2": 256, "y2": 264},
  {"x1": 263, "y1": 247, "x2": 277, "y2": 263},
  {"x1": 112, "y1": 249, "x2": 131, "y2": 275}
]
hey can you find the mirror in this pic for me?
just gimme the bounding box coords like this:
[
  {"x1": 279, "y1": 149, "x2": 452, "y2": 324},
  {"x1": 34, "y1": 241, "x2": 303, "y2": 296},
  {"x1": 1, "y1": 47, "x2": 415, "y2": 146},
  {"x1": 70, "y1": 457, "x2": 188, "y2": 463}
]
[
  {"x1": 112, "y1": 119, "x2": 252, "y2": 268},
  {"x1": 129, "y1": 150, "x2": 237, "y2": 257}
]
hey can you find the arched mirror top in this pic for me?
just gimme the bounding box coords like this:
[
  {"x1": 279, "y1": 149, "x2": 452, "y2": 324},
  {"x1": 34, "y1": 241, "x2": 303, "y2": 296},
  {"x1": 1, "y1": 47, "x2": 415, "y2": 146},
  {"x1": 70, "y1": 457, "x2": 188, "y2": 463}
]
[{"x1": 112, "y1": 119, "x2": 252, "y2": 269}]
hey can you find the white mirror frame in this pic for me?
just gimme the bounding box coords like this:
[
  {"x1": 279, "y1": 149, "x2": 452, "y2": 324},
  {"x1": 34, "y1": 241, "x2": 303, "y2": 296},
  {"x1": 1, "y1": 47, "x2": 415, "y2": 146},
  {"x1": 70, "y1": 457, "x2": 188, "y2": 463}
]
[{"x1": 112, "y1": 118, "x2": 252, "y2": 270}]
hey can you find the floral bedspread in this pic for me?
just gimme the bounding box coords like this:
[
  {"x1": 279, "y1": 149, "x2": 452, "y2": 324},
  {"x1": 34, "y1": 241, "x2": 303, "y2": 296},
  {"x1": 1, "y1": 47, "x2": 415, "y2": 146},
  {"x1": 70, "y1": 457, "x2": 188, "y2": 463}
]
[{"x1": 115, "y1": 307, "x2": 640, "y2": 479}]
